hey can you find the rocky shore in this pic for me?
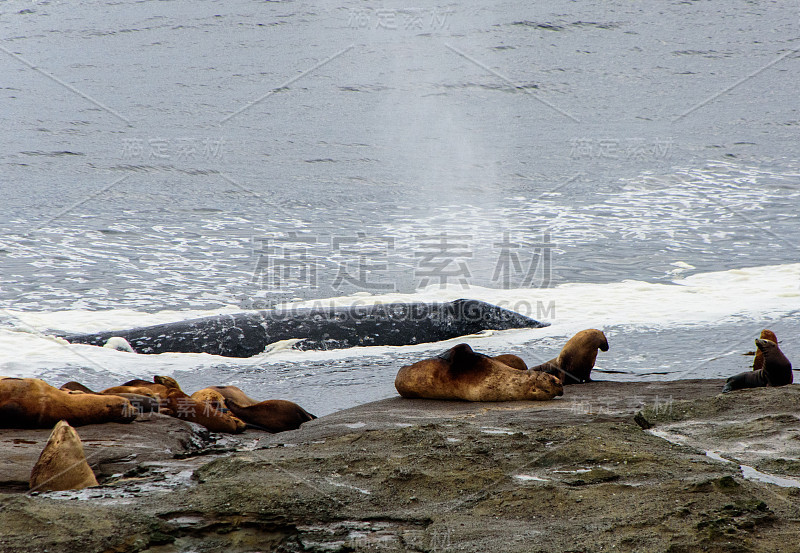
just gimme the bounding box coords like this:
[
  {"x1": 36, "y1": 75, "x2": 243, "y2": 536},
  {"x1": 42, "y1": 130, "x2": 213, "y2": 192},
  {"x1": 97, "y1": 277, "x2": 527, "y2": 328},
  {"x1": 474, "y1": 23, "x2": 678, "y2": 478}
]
[{"x1": 2, "y1": 380, "x2": 800, "y2": 553}]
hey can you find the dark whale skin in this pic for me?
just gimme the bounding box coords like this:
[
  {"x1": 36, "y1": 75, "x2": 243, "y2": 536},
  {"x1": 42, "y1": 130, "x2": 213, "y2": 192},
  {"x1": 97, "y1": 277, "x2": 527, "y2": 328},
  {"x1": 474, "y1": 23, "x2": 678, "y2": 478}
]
[{"x1": 61, "y1": 299, "x2": 548, "y2": 358}]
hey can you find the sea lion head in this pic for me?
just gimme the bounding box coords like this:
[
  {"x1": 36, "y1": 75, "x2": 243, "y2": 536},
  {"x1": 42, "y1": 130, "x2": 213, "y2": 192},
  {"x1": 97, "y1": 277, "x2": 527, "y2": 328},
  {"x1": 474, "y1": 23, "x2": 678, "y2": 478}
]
[
  {"x1": 527, "y1": 369, "x2": 564, "y2": 397},
  {"x1": 755, "y1": 338, "x2": 777, "y2": 352}
]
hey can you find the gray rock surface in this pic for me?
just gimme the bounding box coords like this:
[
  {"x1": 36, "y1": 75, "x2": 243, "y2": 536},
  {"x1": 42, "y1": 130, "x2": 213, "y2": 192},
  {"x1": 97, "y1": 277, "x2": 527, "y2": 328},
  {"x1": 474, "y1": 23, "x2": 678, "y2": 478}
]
[{"x1": 2, "y1": 380, "x2": 800, "y2": 552}]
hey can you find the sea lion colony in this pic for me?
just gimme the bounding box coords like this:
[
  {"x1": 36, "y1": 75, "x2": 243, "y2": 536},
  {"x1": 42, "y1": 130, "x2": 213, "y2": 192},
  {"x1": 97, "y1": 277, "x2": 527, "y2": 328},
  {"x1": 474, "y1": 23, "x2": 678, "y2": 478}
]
[
  {"x1": 2, "y1": 327, "x2": 791, "y2": 433},
  {"x1": 0, "y1": 327, "x2": 793, "y2": 491}
]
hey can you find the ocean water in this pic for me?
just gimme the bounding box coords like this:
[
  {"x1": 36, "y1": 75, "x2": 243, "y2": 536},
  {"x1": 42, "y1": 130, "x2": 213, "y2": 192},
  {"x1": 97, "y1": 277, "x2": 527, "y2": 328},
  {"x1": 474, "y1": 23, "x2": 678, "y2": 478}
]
[{"x1": 1, "y1": 0, "x2": 798, "y2": 415}]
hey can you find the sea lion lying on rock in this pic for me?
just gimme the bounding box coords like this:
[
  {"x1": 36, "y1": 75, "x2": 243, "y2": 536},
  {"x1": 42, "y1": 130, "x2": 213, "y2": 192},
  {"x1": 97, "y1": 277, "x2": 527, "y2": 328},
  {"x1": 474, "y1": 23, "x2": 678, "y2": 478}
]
[
  {"x1": 201, "y1": 385, "x2": 259, "y2": 407},
  {"x1": 127, "y1": 376, "x2": 246, "y2": 433},
  {"x1": 101, "y1": 375, "x2": 182, "y2": 398},
  {"x1": 163, "y1": 388, "x2": 246, "y2": 434},
  {"x1": 530, "y1": 329, "x2": 609, "y2": 384},
  {"x1": 99, "y1": 376, "x2": 245, "y2": 433},
  {"x1": 59, "y1": 382, "x2": 162, "y2": 414},
  {"x1": 0, "y1": 377, "x2": 136, "y2": 428},
  {"x1": 395, "y1": 343, "x2": 563, "y2": 401},
  {"x1": 723, "y1": 338, "x2": 793, "y2": 393},
  {"x1": 191, "y1": 386, "x2": 316, "y2": 432},
  {"x1": 225, "y1": 399, "x2": 316, "y2": 433},
  {"x1": 29, "y1": 420, "x2": 98, "y2": 492}
]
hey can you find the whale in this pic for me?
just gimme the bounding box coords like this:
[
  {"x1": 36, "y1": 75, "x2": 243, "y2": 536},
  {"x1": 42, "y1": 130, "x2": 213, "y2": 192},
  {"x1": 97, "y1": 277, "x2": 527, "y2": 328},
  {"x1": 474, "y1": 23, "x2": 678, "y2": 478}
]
[{"x1": 61, "y1": 299, "x2": 548, "y2": 358}]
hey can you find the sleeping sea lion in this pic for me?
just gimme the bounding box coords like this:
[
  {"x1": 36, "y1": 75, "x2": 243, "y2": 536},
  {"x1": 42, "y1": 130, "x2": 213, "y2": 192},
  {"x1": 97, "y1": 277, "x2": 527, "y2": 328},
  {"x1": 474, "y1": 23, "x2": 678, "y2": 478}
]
[
  {"x1": 162, "y1": 388, "x2": 246, "y2": 433},
  {"x1": 531, "y1": 329, "x2": 609, "y2": 384},
  {"x1": 225, "y1": 399, "x2": 316, "y2": 433},
  {"x1": 100, "y1": 375, "x2": 182, "y2": 401},
  {"x1": 29, "y1": 420, "x2": 98, "y2": 492},
  {"x1": 190, "y1": 387, "x2": 228, "y2": 411},
  {"x1": 60, "y1": 381, "x2": 161, "y2": 414},
  {"x1": 0, "y1": 378, "x2": 136, "y2": 428},
  {"x1": 723, "y1": 338, "x2": 793, "y2": 393},
  {"x1": 204, "y1": 385, "x2": 258, "y2": 407},
  {"x1": 395, "y1": 343, "x2": 563, "y2": 401}
]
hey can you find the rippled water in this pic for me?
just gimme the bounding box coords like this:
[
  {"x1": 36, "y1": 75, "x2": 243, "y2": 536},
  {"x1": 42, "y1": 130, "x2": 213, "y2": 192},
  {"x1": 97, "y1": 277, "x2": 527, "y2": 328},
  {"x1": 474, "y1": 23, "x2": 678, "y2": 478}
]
[{"x1": 1, "y1": 0, "x2": 799, "y2": 414}]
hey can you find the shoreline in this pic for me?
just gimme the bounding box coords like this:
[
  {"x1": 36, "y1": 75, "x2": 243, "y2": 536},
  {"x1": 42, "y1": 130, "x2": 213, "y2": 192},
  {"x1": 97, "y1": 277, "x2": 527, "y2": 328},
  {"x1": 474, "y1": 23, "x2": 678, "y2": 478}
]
[{"x1": 3, "y1": 379, "x2": 800, "y2": 552}]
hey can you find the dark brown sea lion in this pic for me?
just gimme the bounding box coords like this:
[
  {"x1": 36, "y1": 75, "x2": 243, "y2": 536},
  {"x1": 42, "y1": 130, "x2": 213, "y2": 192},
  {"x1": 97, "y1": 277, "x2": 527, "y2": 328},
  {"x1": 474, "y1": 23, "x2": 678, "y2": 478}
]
[
  {"x1": 395, "y1": 343, "x2": 563, "y2": 401},
  {"x1": 0, "y1": 378, "x2": 136, "y2": 428},
  {"x1": 752, "y1": 329, "x2": 778, "y2": 372},
  {"x1": 723, "y1": 338, "x2": 793, "y2": 393},
  {"x1": 530, "y1": 329, "x2": 609, "y2": 384},
  {"x1": 29, "y1": 420, "x2": 98, "y2": 492},
  {"x1": 225, "y1": 399, "x2": 316, "y2": 433},
  {"x1": 492, "y1": 354, "x2": 528, "y2": 371}
]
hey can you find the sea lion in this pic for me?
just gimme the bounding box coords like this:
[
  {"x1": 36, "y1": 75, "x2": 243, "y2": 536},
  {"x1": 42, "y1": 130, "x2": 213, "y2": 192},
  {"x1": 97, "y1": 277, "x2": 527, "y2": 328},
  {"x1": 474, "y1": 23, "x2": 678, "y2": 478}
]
[
  {"x1": 190, "y1": 387, "x2": 228, "y2": 411},
  {"x1": 60, "y1": 382, "x2": 161, "y2": 414},
  {"x1": 492, "y1": 354, "x2": 528, "y2": 371},
  {"x1": 225, "y1": 399, "x2": 317, "y2": 433},
  {"x1": 531, "y1": 329, "x2": 609, "y2": 384},
  {"x1": 204, "y1": 385, "x2": 258, "y2": 407},
  {"x1": 162, "y1": 388, "x2": 246, "y2": 433},
  {"x1": 0, "y1": 378, "x2": 136, "y2": 428},
  {"x1": 395, "y1": 343, "x2": 563, "y2": 401},
  {"x1": 723, "y1": 338, "x2": 793, "y2": 393},
  {"x1": 752, "y1": 330, "x2": 778, "y2": 372},
  {"x1": 60, "y1": 381, "x2": 96, "y2": 394},
  {"x1": 29, "y1": 420, "x2": 98, "y2": 492},
  {"x1": 101, "y1": 375, "x2": 182, "y2": 399}
]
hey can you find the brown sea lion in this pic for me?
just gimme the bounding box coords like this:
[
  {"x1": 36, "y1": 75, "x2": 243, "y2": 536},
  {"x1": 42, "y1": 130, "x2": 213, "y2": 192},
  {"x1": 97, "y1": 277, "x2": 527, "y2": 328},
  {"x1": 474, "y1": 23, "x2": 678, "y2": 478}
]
[
  {"x1": 395, "y1": 343, "x2": 563, "y2": 401},
  {"x1": 530, "y1": 329, "x2": 609, "y2": 384},
  {"x1": 60, "y1": 381, "x2": 96, "y2": 394},
  {"x1": 492, "y1": 354, "x2": 528, "y2": 371},
  {"x1": 29, "y1": 420, "x2": 98, "y2": 492},
  {"x1": 205, "y1": 385, "x2": 258, "y2": 407},
  {"x1": 0, "y1": 378, "x2": 136, "y2": 428},
  {"x1": 162, "y1": 389, "x2": 246, "y2": 433},
  {"x1": 752, "y1": 330, "x2": 778, "y2": 372},
  {"x1": 225, "y1": 399, "x2": 316, "y2": 433},
  {"x1": 723, "y1": 338, "x2": 793, "y2": 393},
  {"x1": 60, "y1": 382, "x2": 162, "y2": 414},
  {"x1": 101, "y1": 375, "x2": 182, "y2": 400},
  {"x1": 190, "y1": 387, "x2": 228, "y2": 411}
]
